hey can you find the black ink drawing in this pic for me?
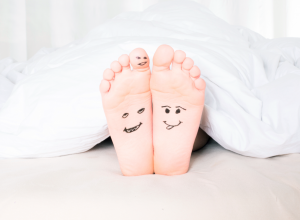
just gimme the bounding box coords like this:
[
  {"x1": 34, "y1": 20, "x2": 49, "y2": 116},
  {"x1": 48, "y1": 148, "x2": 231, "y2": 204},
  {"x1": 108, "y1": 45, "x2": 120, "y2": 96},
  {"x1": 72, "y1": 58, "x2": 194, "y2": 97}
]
[
  {"x1": 136, "y1": 56, "x2": 148, "y2": 66},
  {"x1": 122, "y1": 113, "x2": 129, "y2": 118},
  {"x1": 122, "y1": 108, "x2": 145, "y2": 133},
  {"x1": 162, "y1": 105, "x2": 171, "y2": 114},
  {"x1": 137, "y1": 108, "x2": 145, "y2": 114},
  {"x1": 163, "y1": 121, "x2": 182, "y2": 130},
  {"x1": 138, "y1": 61, "x2": 147, "y2": 66},
  {"x1": 124, "y1": 122, "x2": 143, "y2": 133},
  {"x1": 162, "y1": 105, "x2": 186, "y2": 130},
  {"x1": 176, "y1": 106, "x2": 186, "y2": 110}
]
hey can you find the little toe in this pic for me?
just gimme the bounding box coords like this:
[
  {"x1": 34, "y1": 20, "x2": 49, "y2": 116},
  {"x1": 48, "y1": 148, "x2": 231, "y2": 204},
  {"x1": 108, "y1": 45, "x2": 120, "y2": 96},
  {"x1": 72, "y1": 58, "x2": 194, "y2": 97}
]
[
  {"x1": 194, "y1": 77, "x2": 206, "y2": 91},
  {"x1": 182, "y1": 57, "x2": 194, "y2": 74},
  {"x1": 100, "y1": 79, "x2": 111, "y2": 93},
  {"x1": 110, "y1": 61, "x2": 122, "y2": 73},
  {"x1": 190, "y1": 66, "x2": 201, "y2": 79},
  {"x1": 118, "y1": 54, "x2": 130, "y2": 70},
  {"x1": 172, "y1": 50, "x2": 186, "y2": 70},
  {"x1": 103, "y1": 68, "x2": 115, "y2": 81},
  {"x1": 153, "y1": 44, "x2": 174, "y2": 71}
]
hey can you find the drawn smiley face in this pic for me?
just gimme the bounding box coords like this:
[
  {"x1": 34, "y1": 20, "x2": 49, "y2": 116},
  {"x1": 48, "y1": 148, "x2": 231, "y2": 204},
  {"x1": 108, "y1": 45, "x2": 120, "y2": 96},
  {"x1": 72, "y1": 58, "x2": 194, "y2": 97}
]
[
  {"x1": 162, "y1": 105, "x2": 186, "y2": 130},
  {"x1": 122, "y1": 108, "x2": 145, "y2": 133},
  {"x1": 136, "y1": 56, "x2": 148, "y2": 66},
  {"x1": 129, "y1": 48, "x2": 149, "y2": 69}
]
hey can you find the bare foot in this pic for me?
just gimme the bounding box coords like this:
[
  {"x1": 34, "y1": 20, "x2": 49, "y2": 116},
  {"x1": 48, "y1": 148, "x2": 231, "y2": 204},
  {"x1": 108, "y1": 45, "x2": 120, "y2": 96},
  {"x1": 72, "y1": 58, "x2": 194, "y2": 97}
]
[
  {"x1": 100, "y1": 48, "x2": 153, "y2": 176},
  {"x1": 151, "y1": 45, "x2": 206, "y2": 175}
]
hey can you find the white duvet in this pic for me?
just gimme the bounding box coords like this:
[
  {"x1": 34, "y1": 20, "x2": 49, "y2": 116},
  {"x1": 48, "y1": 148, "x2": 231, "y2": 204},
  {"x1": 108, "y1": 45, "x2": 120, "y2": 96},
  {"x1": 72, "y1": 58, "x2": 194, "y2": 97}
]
[{"x1": 0, "y1": 0, "x2": 299, "y2": 158}]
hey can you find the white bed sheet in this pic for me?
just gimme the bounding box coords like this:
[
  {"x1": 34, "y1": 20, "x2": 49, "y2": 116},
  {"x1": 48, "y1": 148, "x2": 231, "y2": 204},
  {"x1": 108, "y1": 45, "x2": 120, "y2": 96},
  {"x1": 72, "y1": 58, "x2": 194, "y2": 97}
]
[{"x1": 1, "y1": 139, "x2": 299, "y2": 220}]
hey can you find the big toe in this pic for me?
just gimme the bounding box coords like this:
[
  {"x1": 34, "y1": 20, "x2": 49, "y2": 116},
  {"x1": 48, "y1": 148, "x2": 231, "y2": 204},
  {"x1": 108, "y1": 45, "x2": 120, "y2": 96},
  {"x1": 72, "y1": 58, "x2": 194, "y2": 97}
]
[
  {"x1": 153, "y1": 44, "x2": 174, "y2": 70},
  {"x1": 129, "y1": 48, "x2": 150, "y2": 70}
]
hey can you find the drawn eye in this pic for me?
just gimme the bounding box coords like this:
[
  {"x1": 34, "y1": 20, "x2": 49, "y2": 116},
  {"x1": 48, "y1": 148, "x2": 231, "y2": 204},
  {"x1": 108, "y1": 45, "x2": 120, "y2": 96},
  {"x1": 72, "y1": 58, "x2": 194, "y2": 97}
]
[
  {"x1": 122, "y1": 113, "x2": 129, "y2": 118},
  {"x1": 144, "y1": 57, "x2": 147, "y2": 59},
  {"x1": 176, "y1": 109, "x2": 180, "y2": 114},
  {"x1": 136, "y1": 56, "x2": 141, "y2": 59},
  {"x1": 165, "y1": 108, "x2": 170, "y2": 114},
  {"x1": 137, "y1": 108, "x2": 145, "y2": 114}
]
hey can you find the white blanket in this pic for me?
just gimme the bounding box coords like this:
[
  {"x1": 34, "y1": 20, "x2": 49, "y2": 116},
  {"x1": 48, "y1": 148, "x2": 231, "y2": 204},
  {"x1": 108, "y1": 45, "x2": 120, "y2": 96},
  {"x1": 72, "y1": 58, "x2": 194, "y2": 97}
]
[{"x1": 0, "y1": 0, "x2": 300, "y2": 158}]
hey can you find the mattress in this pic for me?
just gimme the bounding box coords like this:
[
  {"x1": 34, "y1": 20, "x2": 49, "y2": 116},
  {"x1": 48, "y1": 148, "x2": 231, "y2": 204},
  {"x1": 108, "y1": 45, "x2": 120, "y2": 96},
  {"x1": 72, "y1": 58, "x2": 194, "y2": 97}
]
[{"x1": 1, "y1": 139, "x2": 299, "y2": 220}]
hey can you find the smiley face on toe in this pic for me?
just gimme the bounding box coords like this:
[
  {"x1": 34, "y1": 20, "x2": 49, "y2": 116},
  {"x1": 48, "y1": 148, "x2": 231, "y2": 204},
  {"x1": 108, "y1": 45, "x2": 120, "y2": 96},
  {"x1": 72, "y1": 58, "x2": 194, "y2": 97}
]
[
  {"x1": 162, "y1": 105, "x2": 186, "y2": 130},
  {"x1": 137, "y1": 56, "x2": 147, "y2": 66},
  {"x1": 122, "y1": 108, "x2": 145, "y2": 133},
  {"x1": 129, "y1": 48, "x2": 149, "y2": 69}
]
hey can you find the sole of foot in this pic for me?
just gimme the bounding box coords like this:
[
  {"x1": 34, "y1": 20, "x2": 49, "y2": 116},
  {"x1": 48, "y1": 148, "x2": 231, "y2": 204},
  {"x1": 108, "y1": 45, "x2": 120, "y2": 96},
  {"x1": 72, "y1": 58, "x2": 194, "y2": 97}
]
[
  {"x1": 150, "y1": 44, "x2": 206, "y2": 175},
  {"x1": 100, "y1": 48, "x2": 154, "y2": 176}
]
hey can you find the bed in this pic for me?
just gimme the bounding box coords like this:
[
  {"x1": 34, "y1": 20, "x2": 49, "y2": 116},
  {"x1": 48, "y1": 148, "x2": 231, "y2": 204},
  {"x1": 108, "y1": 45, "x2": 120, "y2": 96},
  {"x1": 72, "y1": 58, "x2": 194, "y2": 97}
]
[
  {"x1": 1, "y1": 1, "x2": 300, "y2": 219},
  {"x1": 1, "y1": 138, "x2": 299, "y2": 220}
]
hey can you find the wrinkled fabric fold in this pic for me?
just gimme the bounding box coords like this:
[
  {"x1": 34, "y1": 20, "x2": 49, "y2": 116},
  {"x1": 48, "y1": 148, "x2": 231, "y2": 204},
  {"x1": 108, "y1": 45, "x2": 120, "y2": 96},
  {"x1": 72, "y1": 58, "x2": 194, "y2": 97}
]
[{"x1": 0, "y1": 1, "x2": 300, "y2": 158}]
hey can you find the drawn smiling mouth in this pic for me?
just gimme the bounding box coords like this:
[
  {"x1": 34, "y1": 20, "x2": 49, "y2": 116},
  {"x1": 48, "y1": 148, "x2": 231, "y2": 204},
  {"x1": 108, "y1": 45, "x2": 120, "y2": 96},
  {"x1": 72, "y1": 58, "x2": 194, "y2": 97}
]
[
  {"x1": 123, "y1": 122, "x2": 142, "y2": 133},
  {"x1": 163, "y1": 121, "x2": 182, "y2": 130},
  {"x1": 138, "y1": 61, "x2": 147, "y2": 66}
]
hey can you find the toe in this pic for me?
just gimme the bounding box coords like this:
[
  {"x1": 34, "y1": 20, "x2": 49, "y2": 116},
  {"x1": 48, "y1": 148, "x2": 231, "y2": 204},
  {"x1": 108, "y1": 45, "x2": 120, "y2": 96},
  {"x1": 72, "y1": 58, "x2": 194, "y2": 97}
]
[
  {"x1": 190, "y1": 66, "x2": 201, "y2": 79},
  {"x1": 110, "y1": 61, "x2": 122, "y2": 73},
  {"x1": 153, "y1": 44, "x2": 174, "y2": 71},
  {"x1": 129, "y1": 48, "x2": 150, "y2": 70},
  {"x1": 194, "y1": 78, "x2": 206, "y2": 91},
  {"x1": 118, "y1": 54, "x2": 130, "y2": 70},
  {"x1": 172, "y1": 50, "x2": 186, "y2": 70},
  {"x1": 100, "y1": 79, "x2": 111, "y2": 93},
  {"x1": 182, "y1": 57, "x2": 194, "y2": 74},
  {"x1": 103, "y1": 68, "x2": 115, "y2": 80}
]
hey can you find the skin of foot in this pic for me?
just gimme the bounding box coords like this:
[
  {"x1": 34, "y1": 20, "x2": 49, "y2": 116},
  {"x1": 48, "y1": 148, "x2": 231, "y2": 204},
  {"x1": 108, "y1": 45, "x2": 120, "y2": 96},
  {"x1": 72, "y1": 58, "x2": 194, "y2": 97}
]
[
  {"x1": 99, "y1": 48, "x2": 153, "y2": 176},
  {"x1": 150, "y1": 44, "x2": 206, "y2": 175}
]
